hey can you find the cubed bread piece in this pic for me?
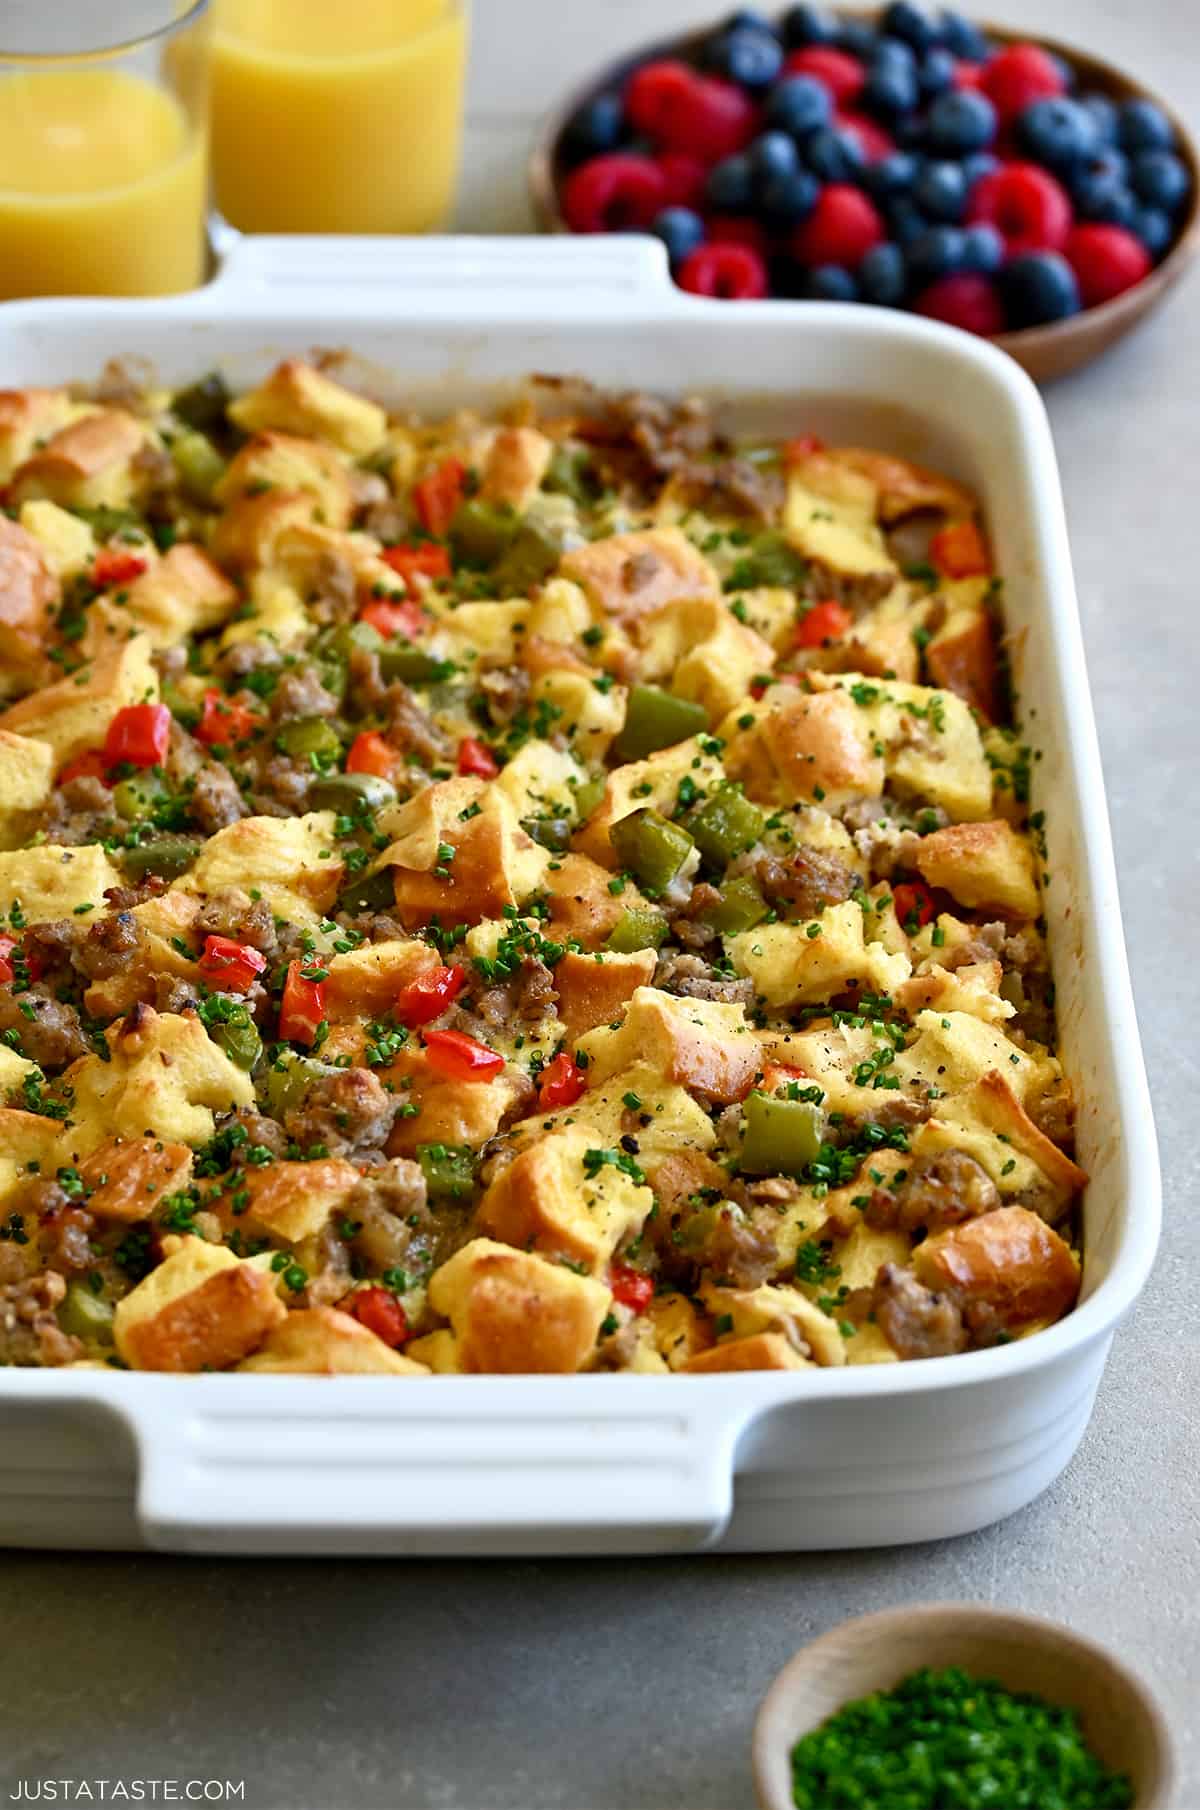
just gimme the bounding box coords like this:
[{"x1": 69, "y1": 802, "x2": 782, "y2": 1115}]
[
  {"x1": 0, "y1": 631, "x2": 159, "y2": 769},
  {"x1": 554, "y1": 948, "x2": 658, "y2": 1040},
  {"x1": 18, "y1": 499, "x2": 96, "y2": 579},
  {"x1": 0, "y1": 388, "x2": 77, "y2": 481},
  {"x1": 683, "y1": 1331, "x2": 813, "y2": 1372},
  {"x1": 218, "y1": 573, "x2": 311, "y2": 651},
  {"x1": 701, "y1": 1281, "x2": 846, "y2": 1366},
  {"x1": 0, "y1": 730, "x2": 54, "y2": 849},
  {"x1": 228, "y1": 360, "x2": 388, "y2": 458},
  {"x1": 60, "y1": 1008, "x2": 255, "y2": 1158},
  {"x1": 897, "y1": 960, "x2": 1015, "y2": 1026},
  {"x1": 783, "y1": 466, "x2": 896, "y2": 583},
  {"x1": 82, "y1": 890, "x2": 202, "y2": 1020},
  {"x1": 915, "y1": 1070, "x2": 1086, "y2": 1218},
  {"x1": 176, "y1": 811, "x2": 343, "y2": 925},
  {"x1": 821, "y1": 671, "x2": 992, "y2": 821},
  {"x1": 525, "y1": 577, "x2": 592, "y2": 648},
  {"x1": 721, "y1": 684, "x2": 884, "y2": 810},
  {"x1": 78, "y1": 1137, "x2": 194, "y2": 1223},
  {"x1": 324, "y1": 938, "x2": 439, "y2": 1019},
  {"x1": 914, "y1": 819, "x2": 1040, "y2": 920},
  {"x1": 11, "y1": 409, "x2": 149, "y2": 511},
  {"x1": 477, "y1": 1125, "x2": 653, "y2": 1274},
  {"x1": 478, "y1": 426, "x2": 553, "y2": 511},
  {"x1": 0, "y1": 1046, "x2": 39, "y2": 1100},
  {"x1": 530, "y1": 668, "x2": 626, "y2": 761},
  {"x1": 575, "y1": 735, "x2": 724, "y2": 865},
  {"x1": 0, "y1": 515, "x2": 60, "y2": 697},
  {"x1": 239, "y1": 1306, "x2": 429, "y2": 1374},
  {"x1": 913, "y1": 1205, "x2": 1079, "y2": 1327},
  {"x1": 495, "y1": 741, "x2": 585, "y2": 824},
  {"x1": 544, "y1": 853, "x2": 650, "y2": 947},
  {"x1": 211, "y1": 490, "x2": 326, "y2": 573},
  {"x1": 561, "y1": 526, "x2": 720, "y2": 626},
  {"x1": 373, "y1": 780, "x2": 547, "y2": 928},
  {"x1": 214, "y1": 430, "x2": 354, "y2": 529},
  {"x1": 576, "y1": 985, "x2": 760, "y2": 1104},
  {"x1": 729, "y1": 906, "x2": 911, "y2": 1011},
  {"x1": 428, "y1": 1238, "x2": 612, "y2": 1374},
  {"x1": 114, "y1": 1236, "x2": 285, "y2": 1372},
  {"x1": 218, "y1": 1157, "x2": 360, "y2": 1245},
  {"x1": 381, "y1": 1046, "x2": 525, "y2": 1158},
  {"x1": 823, "y1": 447, "x2": 976, "y2": 522},
  {"x1": 635, "y1": 595, "x2": 775, "y2": 723},
  {"x1": 0, "y1": 1108, "x2": 64, "y2": 1209},
  {"x1": 120, "y1": 544, "x2": 239, "y2": 647},
  {"x1": 504, "y1": 1059, "x2": 716, "y2": 1169},
  {"x1": 834, "y1": 583, "x2": 934, "y2": 686},
  {"x1": 0, "y1": 843, "x2": 123, "y2": 927},
  {"x1": 925, "y1": 579, "x2": 999, "y2": 722},
  {"x1": 645, "y1": 1292, "x2": 713, "y2": 1370},
  {"x1": 893, "y1": 1009, "x2": 1042, "y2": 1106}
]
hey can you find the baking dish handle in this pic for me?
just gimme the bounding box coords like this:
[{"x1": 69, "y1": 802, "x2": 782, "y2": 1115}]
[
  {"x1": 130, "y1": 1382, "x2": 750, "y2": 1555},
  {"x1": 212, "y1": 232, "x2": 676, "y2": 303}
]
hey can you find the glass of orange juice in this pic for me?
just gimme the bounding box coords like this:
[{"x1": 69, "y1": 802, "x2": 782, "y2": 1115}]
[
  {"x1": 0, "y1": 2, "x2": 211, "y2": 299},
  {"x1": 211, "y1": 0, "x2": 468, "y2": 234}
]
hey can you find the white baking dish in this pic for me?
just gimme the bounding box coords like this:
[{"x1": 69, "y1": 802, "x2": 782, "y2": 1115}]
[{"x1": 0, "y1": 236, "x2": 1159, "y2": 1556}]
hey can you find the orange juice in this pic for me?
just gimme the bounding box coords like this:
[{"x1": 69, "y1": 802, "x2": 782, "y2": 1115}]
[
  {"x1": 211, "y1": 0, "x2": 468, "y2": 234},
  {"x1": 0, "y1": 69, "x2": 207, "y2": 298}
]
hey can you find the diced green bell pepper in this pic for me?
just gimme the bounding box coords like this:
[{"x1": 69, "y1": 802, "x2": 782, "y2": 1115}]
[
  {"x1": 171, "y1": 432, "x2": 227, "y2": 504},
  {"x1": 521, "y1": 816, "x2": 573, "y2": 853},
  {"x1": 319, "y1": 619, "x2": 385, "y2": 661},
  {"x1": 491, "y1": 520, "x2": 565, "y2": 597},
  {"x1": 739, "y1": 1092, "x2": 823, "y2": 1177},
  {"x1": 605, "y1": 908, "x2": 670, "y2": 953},
  {"x1": 378, "y1": 645, "x2": 455, "y2": 685},
  {"x1": 699, "y1": 876, "x2": 769, "y2": 936},
  {"x1": 450, "y1": 499, "x2": 517, "y2": 567},
  {"x1": 338, "y1": 866, "x2": 396, "y2": 914},
  {"x1": 689, "y1": 783, "x2": 765, "y2": 866},
  {"x1": 609, "y1": 809, "x2": 694, "y2": 895},
  {"x1": 61, "y1": 1280, "x2": 114, "y2": 1344},
  {"x1": 209, "y1": 1005, "x2": 263, "y2": 1073},
  {"x1": 418, "y1": 1142, "x2": 476, "y2": 1203},
  {"x1": 613, "y1": 685, "x2": 710, "y2": 763},
  {"x1": 276, "y1": 716, "x2": 342, "y2": 760},
  {"x1": 730, "y1": 531, "x2": 808, "y2": 590},
  {"x1": 572, "y1": 775, "x2": 606, "y2": 820},
  {"x1": 258, "y1": 1054, "x2": 329, "y2": 1120},
  {"x1": 112, "y1": 772, "x2": 170, "y2": 823},
  {"x1": 311, "y1": 772, "x2": 397, "y2": 814},
  {"x1": 120, "y1": 837, "x2": 201, "y2": 881},
  {"x1": 543, "y1": 444, "x2": 597, "y2": 507},
  {"x1": 171, "y1": 372, "x2": 231, "y2": 433}
]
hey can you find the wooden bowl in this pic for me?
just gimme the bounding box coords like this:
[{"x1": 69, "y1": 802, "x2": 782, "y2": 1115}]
[
  {"x1": 530, "y1": 16, "x2": 1200, "y2": 383},
  {"x1": 751, "y1": 1603, "x2": 1177, "y2": 1810}
]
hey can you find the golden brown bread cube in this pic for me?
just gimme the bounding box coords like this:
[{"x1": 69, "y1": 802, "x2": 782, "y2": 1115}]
[
  {"x1": 912, "y1": 1205, "x2": 1080, "y2": 1327},
  {"x1": 114, "y1": 1238, "x2": 286, "y2": 1372},
  {"x1": 239, "y1": 1307, "x2": 429, "y2": 1375},
  {"x1": 554, "y1": 947, "x2": 658, "y2": 1041},
  {"x1": 218, "y1": 1158, "x2": 361, "y2": 1246},
  {"x1": 476, "y1": 1126, "x2": 652, "y2": 1273},
  {"x1": 382, "y1": 1047, "x2": 525, "y2": 1158},
  {"x1": 120, "y1": 544, "x2": 240, "y2": 647},
  {"x1": 11, "y1": 409, "x2": 149, "y2": 511},
  {"x1": 375, "y1": 781, "x2": 547, "y2": 929},
  {"x1": 0, "y1": 631, "x2": 159, "y2": 769},
  {"x1": 560, "y1": 526, "x2": 720, "y2": 625},
  {"x1": 544, "y1": 853, "x2": 645, "y2": 946},
  {"x1": 925, "y1": 597, "x2": 999, "y2": 723},
  {"x1": 478, "y1": 426, "x2": 553, "y2": 511},
  {"x1": 725, "y1": 685, "x2": 885, "y2": 809},
  {"x1": 210, "y1": 489, "x2": 323, "y2": 572},
  {"x1": 0, "y1": 515, "x2": 59, "y2": 697},
  {"x1": 824, "y1": 448, "x2": 976, "y2": 523},
  {"x1": 214, "y1": 429, "x2": 354, "y2": 528},
  {"x1": 914, "y1": 819, "x2": 1040, "y2": 920},
  {"x1": 0, "y1": 388, "x2": 76, "y2": 481},
  {"x1": 577, "y1": 986, "x2": 762, "y2": 1105},
  {"x1": 227, "y1": 360, "x2": 388, "y2": 458},
  {"x1": 683, "y1": 1331, "x2": 813, "y2": 1373},
  {"x1": 78, "y1": 1137, "x2": 194, "y2": 1224},
  {"x1": 428, "y1": 1238, "x2": 612, "y2": 1374}
]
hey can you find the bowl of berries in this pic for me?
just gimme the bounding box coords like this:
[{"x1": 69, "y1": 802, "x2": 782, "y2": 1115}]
[{"x1": 530, "y1": 4, "x2": 1199, "y2": 381}]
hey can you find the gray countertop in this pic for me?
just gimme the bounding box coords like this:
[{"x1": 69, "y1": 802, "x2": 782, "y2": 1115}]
[{"x1": 3, "y1": 4, "x2": 1198, "y2": 1807}]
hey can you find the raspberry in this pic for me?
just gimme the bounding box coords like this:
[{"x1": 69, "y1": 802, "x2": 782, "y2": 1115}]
[
  {"x1": 626, "y1": 59, "x2": 695, "y2": 138},
  {"x1": 980, "y1": 42, "x2": 1066, "y2": 126},
  {"x1": 967, "y1": 161, "x2": 1073, "y2": 255},
  {"x1": 952, "y1": 60, "x2": 986, "y2": 90},
  {"x1": 913, "y1": 273, "x2": 1005, "y2": 335},
  {"x1": 561, "y1": 154, "x2": 667, "y2": 233},
  {"x1": 654, "y1": 152, "x2": 708, "y2": 209},
  {"x1": 677, "y1": 242, "x2": 770, "y2": 299},
  {"x1": 1065, "y1": 223, "x2": 1152, "y2": 307},
  {"x1": 656, "y1": 76, "x2": 758, "y2": 163},
  {"x1": 791, "y1": 184, "x2": 885, "y2": 269},
  {"x1": 837, "y1": 111, "x2": 896, "y2": 164},
  {"x1": 784, "y1": 47, "x2": 866, "y2": 106},
  {"x1": 706, "y1": 214, "x2": 772, "y2": 258}
]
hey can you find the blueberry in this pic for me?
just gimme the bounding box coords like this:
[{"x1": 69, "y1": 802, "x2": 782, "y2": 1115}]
[
  {"x1": 882, "y1": 1, "x2": 940, "y2": 51},
  {"x1": 962, "y1": 150, "x2": 999, "y2": 190},
  {"x1": 804, "y1": 125, "x2": 867, "y2": 184},
  {"x1": 865, "y1": 151, "x2": 920, "y2": 200},
  {"x1": 1016, "y1": 97, "x2": 1100, "y2": 173},
  {"x1": 863, "y1": 61, "x2": 920, "y2": 119},
  {"x1": 1081, "y1": 94, "x2": 1119, "y2": 147},
  {"x1": 760, "y1": 166, "x2": 821, "y2": 224},
  {"x1": 562, "y1": 93, "x2": 625, "y2": 163},
  {"x1": 1131, "y1": 149, "x2": 1190, "y2": 213},
  {"x1": 807, "y1": 265, "x2": 860, "y2": 300},
  {"x1": 1133, "y1": 205, "x2": 1173, "y2": 258},
  {"x1": 836, "y1": 20, "x2": 880, "y2": 58},
  {"x1": 766, "y1": 73, "x2": 834, "y2": 138},
  {"x1": 893, "y1": 115, "x2": 928, "y2": 150},
  {"x1": 725, "y1": 7, "x2": 779, "y2": 33},
  {"x1": 872, "y1": 36, "x2": 918, "y2": 72},
  {"x1": 781, "y1": 4, "x2": 838, "y2": 48},
  {"x1": 705, "y1": 154, "x2": 755, "y2": 213},
  {"x1": 961, "y1": 222, "x2": 1004, "y2": 272},
  {"x1": 918, "y1": 47, "x2": 958, "y2": 99},
  {"x1": 651, "y1": 207, "x2": 706, "y2": 268},
  {"x1": 750, "y1": 130, "x2": 801, "y2": 182},
  {"x1": 1118, "y1": 98, "x2": 1175, "y2": 154},
  {"x1": 1070, "y1": 148, "x2": 1129, "y2": 216},
  {"x1": 939, "y1": 10, "x2": 990, "y2": 60},
  {"x1": 886, "y1": 197, "x2": 931, "y2": 246},
  {"x1": 999, "y1": 251, "x2": 1081, "y2": 327},
  {"x1": 914, "y1": 160, "x2": 969, "y2": 221},
  {"x1": 926, "y1": 89, "x2": 997, "y2": 155},
  {"x1": 703, "y1": 25, "x2": 784, "y2": 91},
  {"x1": 1081, "y1": 183, "x2": 1139, "y2": 229},
  {"x1": 907, "y1": 224, "x2": 968, "y2": 285},
  {"x1": 859, "y1": 241, "x2": 908, "y2": 304}
]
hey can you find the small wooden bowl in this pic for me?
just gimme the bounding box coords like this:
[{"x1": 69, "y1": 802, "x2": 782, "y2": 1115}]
[
  {"x1": 751, "y1": 1603, "x2": 1177, "y2": 1810},
  {"x1": 530, "y1": 17, "x2": 1200, "y2": 383}
]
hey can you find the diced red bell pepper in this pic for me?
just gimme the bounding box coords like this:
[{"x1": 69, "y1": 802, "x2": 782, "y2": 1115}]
[
  {"x1": 783, "y1": 434, "x2": 825, "y2": 467},
  {"x1": 395, "y1": 962, "x2": 466, "y2": 1028},
  {"x1": 892, "y1": 880, "x2": 937, "y2": 932},
  {"x1": 412, "y1": 458, "x2": 466, "y2": 538},
  {"x1": 0, "y1": 935, "x2": 15, "y2": 985},
  {"x1": 456, "y1": 736, "x2": 499, "y2": 780},
  {"x1": 359, "y1": 596, "x2": 431, "y2": 641},
  {"x1": 278, "y1": 960, "x2": 327, "y2": 1046},
  {"x1": 422, "y1": 1026, "x2": 504, "y2": 1082},
  {"x1": 537, "y1": 1052, "x2": 586, "y2": 1110},
  {"x1": 92, "y1": 547, "x2": 149, "y2": 588},
  {"x1": 610, "y1": 1263, "x2": 654, "y2": 1314},
  {"x1": 759, "y1": 1061, "x2": 812, "y2": 1095},
  {"x1": 795, "y1": 600, "x2": 854, "y2": 649},
  {"x1": 57, "y1": 748, "x2": 111, "y2": 787},
  {"x1": 345, "y1": 731, "x2": 396, "y2": 778},
  {"x1": 347, "y1": 1286, "x2": 410, "y2": 1348},
  {"x1": 930, "y1": 520, "x2": 990, "y2": 579},
  {"x1": 382, "y1": 541, "x2": 452, "y2": 590},
  {"x1": 198, "y1": 935, "x2": 268, "y2": 994},
  {"x1": 103, "y1": 702, "x2": 171, "y2": 771},
  {"x1": 196, "y1": 687, "x2": 261, "y2": 748}
]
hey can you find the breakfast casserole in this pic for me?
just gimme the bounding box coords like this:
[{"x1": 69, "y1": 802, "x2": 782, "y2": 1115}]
[{"x1": 0, "y1": 361, "x2": 1085, "y2": 1377}]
